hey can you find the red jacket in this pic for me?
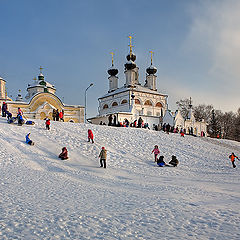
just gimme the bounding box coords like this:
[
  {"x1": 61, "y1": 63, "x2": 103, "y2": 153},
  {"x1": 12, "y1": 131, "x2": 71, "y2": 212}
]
[
  {"x1": 46, "y1": 119, "x2": 50, "y2": 125},
  {"x1": 88, "y1": 130, "x2": 94, "y2": 139},
  {"x1": 59, "y1": 111, "x2": 63, "y2": 118}
]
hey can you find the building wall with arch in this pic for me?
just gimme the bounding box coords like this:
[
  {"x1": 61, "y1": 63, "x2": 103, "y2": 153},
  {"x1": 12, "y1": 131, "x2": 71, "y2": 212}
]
[{"x1": 6, "y1": 92, "x2": 84, "y2": 123}]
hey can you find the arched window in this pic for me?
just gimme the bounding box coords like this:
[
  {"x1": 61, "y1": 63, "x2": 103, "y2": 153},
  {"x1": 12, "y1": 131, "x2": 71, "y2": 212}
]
[
  {"x1": 156, "y1": 102, "x2": 163, "y2": 108},
  {"x1": 135, "y1": 99, "x2": 141, "y2": 104},
  {"x1": 121, "y1": 99, "x2": 128, "y2": 104},
  {"x1": 112, "y1": 102, "x2": 118, "y2": 107},
  {"x1": 103, "y1": 104, "x2": 108, "y2": 109},
  {"x1": 144, "y1": 100, "x2": 152, "y2": 106}
]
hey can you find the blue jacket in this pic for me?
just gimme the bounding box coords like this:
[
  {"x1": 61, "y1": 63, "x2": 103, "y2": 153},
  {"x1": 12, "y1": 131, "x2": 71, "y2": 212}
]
[{"x1": 26, "y1": 134, "x2": 31, "y2": 143}]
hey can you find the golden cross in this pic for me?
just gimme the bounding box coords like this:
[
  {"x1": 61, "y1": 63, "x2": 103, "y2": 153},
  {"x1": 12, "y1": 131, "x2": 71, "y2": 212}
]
[
  {"x1": 149, "y1": 51, "x2": 154, "y2": 65},
  {"x1": 128, "y1": 35, "x2": 133, "y2": 55},
  {"x1": 110, "y1": 52, "x2": 114, "y2": 66},
  {"x1": 39, "y1": 66, "x2": 43, "y2": 73},
  {"x1": 33, "y1": 77, "x2": 37, "y2": 81}
]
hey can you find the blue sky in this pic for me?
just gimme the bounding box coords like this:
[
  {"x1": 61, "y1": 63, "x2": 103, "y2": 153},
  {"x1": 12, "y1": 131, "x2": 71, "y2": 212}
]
[{"x1": 1, "y1": 0, "x2": 239, "y2": 118}]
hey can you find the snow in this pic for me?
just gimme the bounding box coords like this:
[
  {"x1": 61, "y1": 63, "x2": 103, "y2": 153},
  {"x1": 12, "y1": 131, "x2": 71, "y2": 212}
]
[{"x1": 0, "y1": 117, "x2": 240, "y2": 239}]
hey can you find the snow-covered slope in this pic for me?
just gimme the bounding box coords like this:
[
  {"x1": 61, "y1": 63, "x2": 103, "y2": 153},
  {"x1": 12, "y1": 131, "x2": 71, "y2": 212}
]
[{"x1": 0, "y1": 118, "x2": 239, "y2": 240}]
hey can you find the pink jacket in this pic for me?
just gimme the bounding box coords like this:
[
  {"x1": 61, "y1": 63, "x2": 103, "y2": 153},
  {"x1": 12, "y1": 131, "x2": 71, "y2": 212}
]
[{"x1": 152, "y1": 148, "x2": 160, "y2": 155}]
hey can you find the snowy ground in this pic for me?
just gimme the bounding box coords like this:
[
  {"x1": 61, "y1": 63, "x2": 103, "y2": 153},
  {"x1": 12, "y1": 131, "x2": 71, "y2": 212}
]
[{"x1": 0, "y1": 117, "x2": 239, "y2": 240}]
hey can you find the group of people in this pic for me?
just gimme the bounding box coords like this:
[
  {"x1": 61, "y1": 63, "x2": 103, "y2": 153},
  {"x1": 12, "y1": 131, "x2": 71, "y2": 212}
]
[
  {"x1": 16, "y1": 112, "x2": 239, "y2": 170},
  {"x1": 52, "y1": 109, "x2": 64, "y2": 122},
  {"x1": 151, "y1": 145, "x2": 179, "y2": 167},
  {"x1": 152, "y1": 145, "x2": 240, "y2": 168},
  {"x1": 2, "y1": 102, "x2": 25, "y2": 126}
]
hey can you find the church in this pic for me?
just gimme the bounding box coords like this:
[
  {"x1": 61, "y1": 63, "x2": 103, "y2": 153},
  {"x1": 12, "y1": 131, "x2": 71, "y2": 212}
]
[
  {"x1": 89, "y1": 37, "x2": 207, "y2": 137},
  {"x1": 162, "y1": 98, "x2": 207, "y2": 136},
  {"x1": 0, "y1": 67, "x2": 84, "y2": 123},
  {"x1": 89, "y1": 36, "x2": 168, "y2": 127}
]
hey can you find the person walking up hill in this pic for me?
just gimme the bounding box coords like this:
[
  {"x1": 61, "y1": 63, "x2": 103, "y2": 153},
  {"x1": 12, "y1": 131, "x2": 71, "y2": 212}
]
[
  {"x1": 99, "y1": 147, "x2": 107, "y2": 168},
  {"x1": 152, "y1": 145, "x2": 160, "y2": 162},
  {"x1": 229, "y1": 153, "x2": 239, "y2": 168}
]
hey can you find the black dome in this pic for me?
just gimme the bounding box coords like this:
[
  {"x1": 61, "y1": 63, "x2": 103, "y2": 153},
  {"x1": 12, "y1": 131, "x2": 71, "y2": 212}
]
[
  {"x1": 126, "y1": 53, "x2": 136, "y2": 62},
  {"x1": 146, "y1": 66, "x2": 157, "y2": 75},
  {"x1": 108, "y1": 67, "x2": 118, "y2": 76},
  {"x1": 125, "y1": 60, "x2": 136, "y2": 70}
]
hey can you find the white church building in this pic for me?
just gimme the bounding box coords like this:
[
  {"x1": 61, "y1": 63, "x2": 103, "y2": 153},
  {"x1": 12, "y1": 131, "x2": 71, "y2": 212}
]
[{"x1": 89, "y1": 37, "x2": 168, "y2": 127}]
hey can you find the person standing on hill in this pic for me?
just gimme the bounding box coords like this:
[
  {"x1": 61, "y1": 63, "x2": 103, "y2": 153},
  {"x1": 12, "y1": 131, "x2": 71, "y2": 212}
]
[
  {"x1": 99, "y1": 147, "x2": 107, "y2": 168},
  {"x1": 45, "y1": 118, "x2": 51, "y2": 130},
  {"x1": 88, "y1": 129, "x2": 94, "y2": 143},
  {"x1": 59, "y1": 110, "x2": 64, "y2": 122},
  {"x1": 229, "y1": 153, "x2": 239, "y2": 168},
  {"x1": 2, "y1": 102, "x2": 7, "y2": 117},
  {"x1": 56, "y1": 109, "x2": 59, "y2": 121},
  {"x1": 152, "y1": 145, "x2": 160, "y2": 162}
]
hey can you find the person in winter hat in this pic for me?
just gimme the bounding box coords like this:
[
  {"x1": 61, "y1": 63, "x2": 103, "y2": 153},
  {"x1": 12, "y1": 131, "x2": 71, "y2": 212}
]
[
  {"x1": 2, "y1": 102, "x2": 7, "y2": 117},
  {"x1": 58, "y1": 147, "x2": 68, "y2": 160},
  {"x1": 88, "y1": 129, "x2": 94, "y2": 143},
  {"x1": 157, "y1": 155, "x2": 166, "y2": 167},
  {"x1": 17, "y1": 107, "x2": 23, "y2": 116},
  {"x1": 17, "y1": 114, "x2": 24, "y2": 126},
  {"x1": 25, "y1": 133, "x2": 34, "y2": 145},
  {"x1": 59, "y1": 111, "x2": 64, "y2": 122},
  {"x1": 152, "y1": 145, "x2": 160, "y2": 162},
  {"x1": 229, "y1": 152, "x2": 239, "y2": 168},
  {"x1": 169, "y1": 155, "x2": 179, "y2": 167},
  {"x1": 45, "y1": 118, "x2": 50, "y2": 130},
  {"x1": 99, "y1": 147, "x2": 107, "y2": 168}
]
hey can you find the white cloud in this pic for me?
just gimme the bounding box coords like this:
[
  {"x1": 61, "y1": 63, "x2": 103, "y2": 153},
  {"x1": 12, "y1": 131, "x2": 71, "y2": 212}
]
[{"x1": 180, "y1": 0, "x2": 240, "y2": 112}]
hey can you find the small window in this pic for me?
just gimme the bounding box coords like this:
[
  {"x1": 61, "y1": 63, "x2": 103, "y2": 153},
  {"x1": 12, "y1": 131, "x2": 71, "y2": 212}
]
[
  {"x1": 135, "y1": 99, "x2": 141, "y2": 104},
  {"x1": 103, "y1": 104, "x2": 108, "y2": 109},
  {"x1": 112, "y1": 102, "x2": 118, "y2": 107},
  {"x1": 121, "y1": 99, "x2": 128, "y2": 104},
  {"x1": 156, "y1": 102, "x2": 163, "y2": 108},
  {"x1": 144, "y1": 100, "x2": 152, "y2": 106}
]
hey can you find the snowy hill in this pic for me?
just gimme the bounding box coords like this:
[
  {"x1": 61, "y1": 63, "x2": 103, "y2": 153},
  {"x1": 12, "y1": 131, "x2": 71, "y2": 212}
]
[{"x1": 0, "y1": 117, "x2": 240, "y2": 240}]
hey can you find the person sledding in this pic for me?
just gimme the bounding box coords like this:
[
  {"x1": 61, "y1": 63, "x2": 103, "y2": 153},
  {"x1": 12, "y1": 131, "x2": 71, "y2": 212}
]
[
  {"x1": 152, "y1": 145, "x2": 160, "y2": 162},
  {"x1": 229, "y1": 152, "x2": 239, "y2": 168},
  {"x1": 168, "y1": 155, "x2": 179, "y2": 167},
  {"x1": 87, "y1": 129, "x2": 94, "y2": 143},
  {"x1": 157, "y1": 156, "x2": 166, "y2": 167},
  {"x1": 58, "y1": 147, "x2": 68, "y2": 160},
  {"x1": 99, "y1": 147, "x2": 107, "y2": 168},
  {"x1": 157, "y1": 155, "x2": 179, "y2": 167},
  {"x1": 25, "y1": 133, "x2": 34, "y2": 145},
  {"x1": 17, "y1": 113, "x2": 24, "y2": 126},
  {"x1": 45, "y1": 118, "x2": 50, "y2": 130}
]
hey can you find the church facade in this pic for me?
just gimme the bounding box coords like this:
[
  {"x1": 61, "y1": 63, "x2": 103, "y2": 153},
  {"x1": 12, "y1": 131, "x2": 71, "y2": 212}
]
[
  {"x1": 0, "y1": 68, "x2": 84, "y2": 123},
  {"x1": 89, "y1": 37, "x2": 168, "y2": 127},
  {"x1": 162, "y1": 99, "x2": 207, "y2": 137}
]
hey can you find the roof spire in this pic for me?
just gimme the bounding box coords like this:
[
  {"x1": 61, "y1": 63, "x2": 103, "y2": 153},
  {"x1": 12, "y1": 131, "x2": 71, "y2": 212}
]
[
  {"x1": 189, "y1": 97, "x2": 192, "y2": 108},
  {"x1": 128, "y1": 35, "x2": 133, "y2": 56},
  {"x1": 149, "y1": 51, "x2": 154, "y2": 65},
  {"x1": 110, "y1": 52, "x2": 114, "y2": 66},
  {"x1": 39, "y1": 66, "x2": 43, "y2": 74}
]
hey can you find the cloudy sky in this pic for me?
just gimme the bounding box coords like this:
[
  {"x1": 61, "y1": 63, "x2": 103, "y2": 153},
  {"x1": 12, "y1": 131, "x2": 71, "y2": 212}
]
[{"x1": 0, "y1": 0, "x2": 239, "y2": 117}]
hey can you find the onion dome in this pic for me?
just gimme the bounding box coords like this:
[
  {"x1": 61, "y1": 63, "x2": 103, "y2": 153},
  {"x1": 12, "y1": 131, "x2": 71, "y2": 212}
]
[
  {"x1": 107, "y1": 65, "x2": 118, "y2": 76},
  {"x1": 146, "y1": 65, "x2": 157, "y2": 75},
  {"x1": 125, "y1": 60, "x2": 136, "y2": 70},
  {"x1": 126, "y1": 52, "x2": 136, "y2": 62},
  {"x1": 38, "y1": 73, "x2": 44, "y2": 81}
]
